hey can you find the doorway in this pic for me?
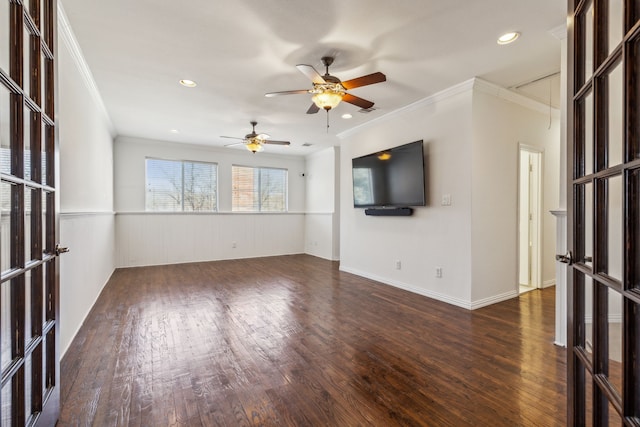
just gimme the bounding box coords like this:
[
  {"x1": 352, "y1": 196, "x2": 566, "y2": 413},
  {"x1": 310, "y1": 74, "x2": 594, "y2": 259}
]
[{"x1": 518, "y1": 145, "x2": 542, "y2": 294}]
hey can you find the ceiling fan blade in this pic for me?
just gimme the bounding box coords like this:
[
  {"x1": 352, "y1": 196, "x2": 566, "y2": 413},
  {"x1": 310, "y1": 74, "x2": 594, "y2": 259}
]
[
  {"x1": 265, "y1": 89, "x2": 310, "y2": 97},
  {"x1": 221, "y1": 136, "x2": 245, "y2": 140},
  {"x1": 264, "y1": 140, "x2": 290, "y2": 146},
  {"x1": 341, "y1": 72, "x2": 386, "y2": 89},
  {"x1": 343, "y1": 93, "x2": 375, "y2": 109},
  {"x1": 306, "y1": 103, "x2": 320, "y2": 114},
  {"x1": 224, "y1": 142, "x2": 245, "y2": 147},
  {"x1": 257, "y1": 133, "x2": 270, "y2": 140},
  {"x1": 296, "y1": 64, "x2": 326, "y2": 84}
]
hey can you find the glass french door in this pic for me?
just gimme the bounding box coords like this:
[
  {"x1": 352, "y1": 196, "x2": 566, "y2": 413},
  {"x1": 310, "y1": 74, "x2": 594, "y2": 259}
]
[
  {"x1": 0, "y1": 0, "x2": 59, "y2": 426},
  {"x1": 568, "y1": 0, "x2": 640, "y2": 424}
]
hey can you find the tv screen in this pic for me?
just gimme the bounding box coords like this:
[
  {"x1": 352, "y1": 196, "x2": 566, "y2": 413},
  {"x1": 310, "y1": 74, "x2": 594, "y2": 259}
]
[{"x1": 352, "y1": 140, "x2": 426, "y2": 208}]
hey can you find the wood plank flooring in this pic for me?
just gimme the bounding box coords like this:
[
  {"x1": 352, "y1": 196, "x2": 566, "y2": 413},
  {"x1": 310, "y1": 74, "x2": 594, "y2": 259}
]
[{"x1": 58, "y1": 255, "x2": 566, "y2": 426}]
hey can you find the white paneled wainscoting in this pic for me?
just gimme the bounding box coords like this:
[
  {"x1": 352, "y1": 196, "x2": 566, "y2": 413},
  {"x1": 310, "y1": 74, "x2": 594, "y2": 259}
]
[
  {"x1": 115, "y1": 212, "x2": 306, "y2": 268},
  {"x1": 60, "y1": 212, "x2": 116, "y2": 355}
]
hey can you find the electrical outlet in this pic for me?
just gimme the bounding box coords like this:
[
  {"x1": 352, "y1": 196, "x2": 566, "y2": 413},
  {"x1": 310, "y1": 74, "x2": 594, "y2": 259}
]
[
  {"x1": 232, "y1": 242, "x2": 237, "y2": 248},
  {"x1": 395, "y1": 260, "x2": 402, "y2": 270},
  {"x1": 436, "y1": 267, "x2": 443, "y2": 278},
  {"x1": 441, "y1": 194, "x2": 452, "y2": 206}
]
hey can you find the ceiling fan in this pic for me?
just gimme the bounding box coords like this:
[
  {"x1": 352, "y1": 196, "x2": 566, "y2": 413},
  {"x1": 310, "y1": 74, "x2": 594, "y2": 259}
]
[
  {"x1": 265, "y1": 56, "x2": 386, "y2": 117},
  {"x1": 221, "y1": 121, "x2": 290, "y2": 153}
]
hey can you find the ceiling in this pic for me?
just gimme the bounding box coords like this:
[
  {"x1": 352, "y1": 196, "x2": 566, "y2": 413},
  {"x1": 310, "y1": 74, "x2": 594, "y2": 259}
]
[{"x1": 59, "y1": 0, "x2": 566, "y2": 156}]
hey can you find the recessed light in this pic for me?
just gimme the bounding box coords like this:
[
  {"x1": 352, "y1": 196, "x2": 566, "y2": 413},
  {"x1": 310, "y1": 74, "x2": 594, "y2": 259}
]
[
  {"x1": 179, "y1": 79, "x2": 197, "y2": 87},
  {"x1": 170, "y1": 129, "x2": 179, "y2": 134},
  {"x1": 497, "y1": 32, "x2": 520, "y2": 45},
  {"x1": 341, "y1": 113, "x2": 353, "y2": 119}
]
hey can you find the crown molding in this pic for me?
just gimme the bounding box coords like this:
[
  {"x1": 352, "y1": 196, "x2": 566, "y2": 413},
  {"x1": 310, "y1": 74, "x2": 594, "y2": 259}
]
[
  {"x1": 338, "y1": 77, "x2": 560, "y2": 139},
  {"x1": 57, "y1": 2, "x2": 116, "y2": 137},
  {"x1": 473, "y1": 78, "x2": 561, "y2": 118},
  {"x1": 338, "y1": 78, "x2": 475, "y2": 139}
]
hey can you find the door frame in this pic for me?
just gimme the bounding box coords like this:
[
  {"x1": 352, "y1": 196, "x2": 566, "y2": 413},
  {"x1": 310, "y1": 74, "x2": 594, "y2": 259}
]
[{"x1": 517, "y1": 144, "x2": 544, "y2": 290}]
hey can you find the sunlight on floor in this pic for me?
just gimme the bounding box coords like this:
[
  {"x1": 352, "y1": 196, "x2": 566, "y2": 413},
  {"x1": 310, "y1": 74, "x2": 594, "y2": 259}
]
[{"x1": 519, "y1": 284, "x2": 536, "y2": 295}]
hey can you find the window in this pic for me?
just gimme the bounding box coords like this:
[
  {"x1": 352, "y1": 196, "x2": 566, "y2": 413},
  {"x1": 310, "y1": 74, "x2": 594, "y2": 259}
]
[
  {"x1": 145, "y1": 158, "x2": 217, "y2": 211},
  {"x1": 232, "y1": 165, "x2": 287, "y2": 212},
  {"x1": 352, "y1": 167, "x2": 374, "y2": 206}
]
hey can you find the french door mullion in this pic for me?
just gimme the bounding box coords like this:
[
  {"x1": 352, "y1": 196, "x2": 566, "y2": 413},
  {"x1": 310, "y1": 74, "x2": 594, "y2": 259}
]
[{"x1": 592, "y1": 281, "x2": 609, "y2": 422}]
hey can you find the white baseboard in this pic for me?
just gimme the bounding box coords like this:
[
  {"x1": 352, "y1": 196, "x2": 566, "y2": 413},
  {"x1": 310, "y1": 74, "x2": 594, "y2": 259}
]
[
  {"x1": 339, "y1": 265, "x2": 473, "y2": 309},
  {"x1": 339, "y1": 265, "x2": 517, "y2": 310},
  {"x1": 470, "y1": 290, "x2": 519, "y2": 310}
]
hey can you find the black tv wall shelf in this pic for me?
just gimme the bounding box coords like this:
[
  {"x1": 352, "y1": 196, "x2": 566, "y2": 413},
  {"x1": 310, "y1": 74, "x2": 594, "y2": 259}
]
[{"x1": 364, "y1": 207, "x2": 414, "y2": 216}]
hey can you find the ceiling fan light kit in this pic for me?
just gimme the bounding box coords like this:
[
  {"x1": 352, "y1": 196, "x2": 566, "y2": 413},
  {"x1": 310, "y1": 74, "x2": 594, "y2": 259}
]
[
  {"x1": 264, "y1": 56, "x2": 386, "y2": 130},
  {"x1": 311, "y1": 84, "x2": 345, "y2": 110},
  {"x1": 226, "y1": 57, "x2": 387, "y2": 151},
  {"x1": 245, "y1": 140, "x2": 264, "y2": 153},
  {"x1": 221, "y1": 121, "x2": 290, "y2": 153}
]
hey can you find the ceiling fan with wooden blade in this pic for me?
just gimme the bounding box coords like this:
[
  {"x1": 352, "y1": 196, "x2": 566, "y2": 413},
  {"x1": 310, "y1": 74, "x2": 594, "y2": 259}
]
[
  {"x1": 222, "y1": 121, "x2": 290, "y2": 153},
  {"x1": 265, "y1": 56, "x2": 386, "y2": 114}
]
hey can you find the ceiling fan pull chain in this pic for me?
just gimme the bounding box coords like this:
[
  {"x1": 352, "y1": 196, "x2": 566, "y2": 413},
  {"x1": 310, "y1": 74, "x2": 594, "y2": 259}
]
[{"x1": 326, "y1": 109, "x2": 330, "y2": 133}]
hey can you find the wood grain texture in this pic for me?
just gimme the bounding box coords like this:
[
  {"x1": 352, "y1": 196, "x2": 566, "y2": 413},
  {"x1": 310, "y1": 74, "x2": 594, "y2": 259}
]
[{"x1": 58, "y1": 255, "x2": 566, "y2": 426}]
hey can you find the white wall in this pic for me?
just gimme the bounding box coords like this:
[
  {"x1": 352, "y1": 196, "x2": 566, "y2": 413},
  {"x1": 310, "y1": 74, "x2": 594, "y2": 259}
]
[
  {"x1": 338, "y1": 78, "x2": 561, "y2": 309},
  {"x1": 470, "y1": 83, "x2": 560, "y2": 304},
  {"x1": 114, "y1": 136, "x2": 307, "y2": 267},
  {"x1": 58, "y1": 7, "x2": 116, "y2": 356},
  {"x1": 339, "y1": 83, "x2": 475, "y2": 307},
  {"x1": 304, "y1": 146, "x2": 340, "y2": 260}
]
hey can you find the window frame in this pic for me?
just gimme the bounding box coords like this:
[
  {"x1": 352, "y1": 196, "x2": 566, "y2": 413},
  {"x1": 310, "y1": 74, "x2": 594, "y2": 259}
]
[
  {"x1": 231, "y1": 164, "x2": 288, "y2": 213},
  {"x1": 145, "y1": 157, "x2": 218, "y2": 212}
]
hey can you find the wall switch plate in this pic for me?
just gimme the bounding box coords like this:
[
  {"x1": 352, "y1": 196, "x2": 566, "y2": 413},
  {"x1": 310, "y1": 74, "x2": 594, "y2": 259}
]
[
  {"x1": 436, "y1": 267, "x2": 443, "y2": 278},
  {"x1": 395, "y1": 260, "x2": 402, "y2": 270},
  {"x1": 441, "y1": 194, "x2": 452, "y2": 206}
]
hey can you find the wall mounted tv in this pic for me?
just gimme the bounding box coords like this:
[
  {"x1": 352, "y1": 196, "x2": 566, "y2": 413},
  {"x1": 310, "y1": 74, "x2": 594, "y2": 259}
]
[{"x1": 352, "y1": 140, "x2": 426, "y2": 208}]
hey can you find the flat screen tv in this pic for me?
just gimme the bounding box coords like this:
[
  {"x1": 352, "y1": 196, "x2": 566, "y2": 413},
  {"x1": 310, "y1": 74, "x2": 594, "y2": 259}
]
[{"x1": 352, "y1": 140, "x2": 426, "y2": 208}]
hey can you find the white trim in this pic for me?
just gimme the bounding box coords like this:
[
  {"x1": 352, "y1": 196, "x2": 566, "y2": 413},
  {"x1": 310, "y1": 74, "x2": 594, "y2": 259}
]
[
  {"x1": 517, "y1": 145, "x2": 545, "y2": 290},
  {"x1": 473, "y1": 78, "x2": 561, "y2": 117},
  {"x1": 339, "y1": 265, "x2": 474, "y2": 309},
  {"x1": 338, "y1": 77, "x2": 560, "y2": 139},
  {"x1": 470, "y1": 290, "x2": 520, "y2": 310},
  {"x1": 337, "y1": 79, "x2": 476, "y2": 139},
  {"x1": 550, "y1": 209, "x2": 567, "y2": 217},
  {"x1": 61, "y1": 211, "x2": 115, "y2": 217},
  {"x1": 115, "y1": 211, "x2": 308, "y2": 216},
  {"x1": 543, "y1": 279, "x2": 556, "y2": 288},
  {"x1": 339, "y1": 265, "x2": 519, "y2": 310},
  {"x1": 305, "y1": 252, "x2": 340, "y2": 262},
  {"x1": 57, "y1": 2, "x2": 116, "y2": 137}
]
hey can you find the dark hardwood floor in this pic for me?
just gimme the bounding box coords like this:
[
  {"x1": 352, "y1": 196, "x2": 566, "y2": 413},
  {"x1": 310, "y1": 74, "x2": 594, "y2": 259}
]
[{"x1": 58, "y1": 255, "x2": 566, "y2": 426}]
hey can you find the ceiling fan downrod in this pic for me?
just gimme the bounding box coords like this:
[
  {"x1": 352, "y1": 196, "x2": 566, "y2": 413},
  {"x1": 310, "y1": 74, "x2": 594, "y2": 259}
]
[{"x1": 322, "y1": 56, "x2": 334, "y2": 76}]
